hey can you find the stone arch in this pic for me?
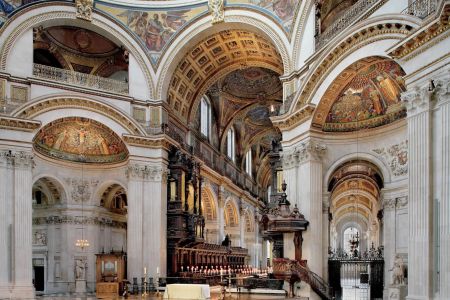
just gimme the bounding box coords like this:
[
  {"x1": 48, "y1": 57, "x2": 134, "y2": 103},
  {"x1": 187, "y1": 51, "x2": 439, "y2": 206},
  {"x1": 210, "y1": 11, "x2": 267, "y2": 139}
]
[
  {"x1": 13, "y1": 94, "x2": 146, "y2": 137},
  {"x1": 32, "y1": 174, "x2": 67, "y2": 205},
  {"x1": 201, "y1": 185, "x2": 218, "y2": 221},
  {"x1": 156, "y1": 9, "x2": 291, "y2": 118},
  {"x1": 0, "y1": 3, "x2": 154, "y2": 96},
  {"x1": 287, "y1": 15, "x2": 419, "y2": 114},
  {"x1": 325, "y1": 152, "x2": 391, "y2": 187},
  {"x1": 243, "y1": 208, "x2": 255, "y2": 233},
  {"x1": 94, "y1": 180, "x2": 128, "y2": 207},
  {"x1": 224, "y1": 197, "x2": 239, "y2": 227}
]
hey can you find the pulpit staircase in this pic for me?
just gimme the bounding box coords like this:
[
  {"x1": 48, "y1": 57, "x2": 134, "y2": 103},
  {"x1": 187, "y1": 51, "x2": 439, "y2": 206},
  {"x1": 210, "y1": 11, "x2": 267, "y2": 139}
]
[{"x1": 273, "y1": 258, "x2": 334, "y2": 300}]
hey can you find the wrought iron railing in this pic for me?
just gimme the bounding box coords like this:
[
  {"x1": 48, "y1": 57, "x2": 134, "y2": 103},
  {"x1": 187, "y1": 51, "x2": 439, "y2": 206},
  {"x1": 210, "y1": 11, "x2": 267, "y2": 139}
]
[
  {"x1": 315, "y1": 0, "x2": 380, "y2": 49},
  {"x1": 402, "y1": 0, "x2": 438, "y2": 19},
  {"x1": 273, "y1": 258, "x2": 334, "y2": 300},
  {"x1": 33, "y1": 63, "x2": 129, "y2": 95}
]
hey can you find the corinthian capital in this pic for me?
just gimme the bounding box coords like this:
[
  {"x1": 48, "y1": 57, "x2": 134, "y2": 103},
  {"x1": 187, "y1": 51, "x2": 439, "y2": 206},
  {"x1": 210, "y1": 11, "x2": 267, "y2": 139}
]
[
  {"x1": 0, "y1": 150, "x2": 34, "y2": 169},
  {"x1": 401, "y1": 86, "x2": 432, "y2": 117},
  {"x1": 126, "y1": 163, "x2": 166, "y2": 181},
  {"x1": 295, "y1": 140, "x2": 327, "y2": 164}
]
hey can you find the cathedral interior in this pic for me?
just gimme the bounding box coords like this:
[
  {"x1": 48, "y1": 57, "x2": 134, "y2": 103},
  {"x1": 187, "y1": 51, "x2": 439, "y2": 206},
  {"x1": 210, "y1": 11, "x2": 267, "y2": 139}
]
[{"x1": 0, "y1": 0, "x2": 449, "y2": 299}]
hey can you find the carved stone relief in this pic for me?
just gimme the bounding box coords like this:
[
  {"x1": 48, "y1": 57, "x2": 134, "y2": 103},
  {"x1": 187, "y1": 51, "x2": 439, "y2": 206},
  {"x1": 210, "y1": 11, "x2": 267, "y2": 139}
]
[{"x1": 373, "y1": 141, "x2": 408, "y2": 177}]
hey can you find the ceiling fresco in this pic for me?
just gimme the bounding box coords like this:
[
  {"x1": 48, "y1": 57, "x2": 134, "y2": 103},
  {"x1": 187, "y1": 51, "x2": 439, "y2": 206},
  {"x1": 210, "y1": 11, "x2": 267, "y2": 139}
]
[
  {"x1": 168, "y1": 30, "x2": 283, "y2": 120},
  {"x1": 0, "y1": 0, "x2": 39, "y2": 26},
  {"x1": 221, "y1": 67, "x2": 282, "y2": 99},
  {"x1": 33, "y1": 117, "x2": 128, "y2": 164},
  {"x1": 95, "y1": 0, "x2": 300, "y2": 67},
  {"x1": 316, "y1": 58, "x2": 406, "y2": 132}
]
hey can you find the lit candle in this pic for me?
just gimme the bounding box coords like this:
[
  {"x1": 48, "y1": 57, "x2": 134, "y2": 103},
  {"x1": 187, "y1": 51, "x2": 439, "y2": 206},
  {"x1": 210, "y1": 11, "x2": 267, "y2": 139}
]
[
  {"x1": 157, "y1": 267, "x2": 160, "y2": 275},
  {"x1": 101, "y1": 261, "x2": 104, "y2": 274},
  {"x1": 144, "y1": 267, "x2": 147, "y2": 275}
]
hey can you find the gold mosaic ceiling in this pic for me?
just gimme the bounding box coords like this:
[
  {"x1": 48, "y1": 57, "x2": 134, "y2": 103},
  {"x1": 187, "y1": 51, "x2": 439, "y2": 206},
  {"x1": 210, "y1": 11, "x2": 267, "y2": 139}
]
[
  {"x1": 33, "y1": 117, "x2": 128, "y2": 164},
  {"x1": 167, "y1": 29, "x2": 283, "y2": 122}
]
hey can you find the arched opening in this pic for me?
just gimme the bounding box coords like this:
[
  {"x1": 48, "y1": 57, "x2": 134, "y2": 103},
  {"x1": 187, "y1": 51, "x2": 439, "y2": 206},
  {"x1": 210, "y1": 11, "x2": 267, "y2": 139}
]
[
  {"x1": 32, "y1": 176, "x2": 66, "y2": 294},
  {"x1": 33, "y1": 26, "x2": 129, "y2": 94},
  {"x1": 328, "y1": 160, "x2": 384, "y2": 299},
  {"x1": 201, "y1": 188, "x2": 218, "y2": 244},
  {"x1": 224, "y1": 200, "x2": 239, "y2": 246},
  {"x1": 31, "y1": 116, "x2": 129, "y2": 295}
]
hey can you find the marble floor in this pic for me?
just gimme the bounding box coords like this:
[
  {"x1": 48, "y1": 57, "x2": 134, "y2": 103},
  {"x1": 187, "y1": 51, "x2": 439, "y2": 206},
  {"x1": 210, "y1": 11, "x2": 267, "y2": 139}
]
[{"x1": 35, "y1": 293, "x2": 297, "y2": 300}]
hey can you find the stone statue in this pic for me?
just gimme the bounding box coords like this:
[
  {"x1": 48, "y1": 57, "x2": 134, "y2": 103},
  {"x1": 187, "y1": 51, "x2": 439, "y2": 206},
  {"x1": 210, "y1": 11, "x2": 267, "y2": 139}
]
[
  {"x1": 76, "y1": 0, "x2": 93, "y2": 21},
  {"x1": 208, "y1": 0, "x2": 224, "y2": 24},
  {"x1": 390, "y1": 255, "x2": 405, "y2": 285},
  {"x1": 75, "y1": 259, "x2": 86, "y2": 280}
]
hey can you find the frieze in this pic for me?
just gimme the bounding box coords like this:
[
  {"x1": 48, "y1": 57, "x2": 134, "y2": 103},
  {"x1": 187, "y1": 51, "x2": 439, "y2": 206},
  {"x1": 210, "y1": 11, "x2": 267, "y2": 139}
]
[
  {"x1": 373, "y1": 141, "x2": 408, "y2": 177},
  {"x1": 126, "y1": 163, "x2": 165, "y2": 181},
  {"x1": 32, "y1": 216, "x2": 127, "y2": 229}
]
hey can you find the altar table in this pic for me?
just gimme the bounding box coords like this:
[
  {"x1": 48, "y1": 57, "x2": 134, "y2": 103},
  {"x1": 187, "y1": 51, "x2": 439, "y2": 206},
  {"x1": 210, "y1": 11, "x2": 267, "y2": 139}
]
[{"x1": 163, "y1": 283, "x2": 211, "y2": 299}]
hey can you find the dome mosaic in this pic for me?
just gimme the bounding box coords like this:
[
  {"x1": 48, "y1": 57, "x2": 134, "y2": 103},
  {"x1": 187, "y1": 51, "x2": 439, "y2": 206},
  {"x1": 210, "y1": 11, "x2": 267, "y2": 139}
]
[{"x1": 33, "y1": 117, "x2": 128, "y2": 164}]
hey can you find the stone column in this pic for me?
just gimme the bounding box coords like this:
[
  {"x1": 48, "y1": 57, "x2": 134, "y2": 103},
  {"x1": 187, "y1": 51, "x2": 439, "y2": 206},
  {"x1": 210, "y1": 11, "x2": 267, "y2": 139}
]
[
  {"x1": 295, "y1": 140, "x2": 326, "y2": 277},
  {"x1": 126, "y1": 163, "x2": 144, "y2": 280},
  {"x1": 402, "y1": 86, "x2": 433, "y2": 300},
  {"x1": 436, "y1": 74, "x2": 450, "y2": 299},
  {"x1": 142, "y1": 164, "x2": 167, "y2": 277}
]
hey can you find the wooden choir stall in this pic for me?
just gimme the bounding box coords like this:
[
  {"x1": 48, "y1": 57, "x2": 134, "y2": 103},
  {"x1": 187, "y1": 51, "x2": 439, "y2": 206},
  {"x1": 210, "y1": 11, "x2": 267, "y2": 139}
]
[{"x1": 95, "y1": 251, "x2": 126, "y2": 298}]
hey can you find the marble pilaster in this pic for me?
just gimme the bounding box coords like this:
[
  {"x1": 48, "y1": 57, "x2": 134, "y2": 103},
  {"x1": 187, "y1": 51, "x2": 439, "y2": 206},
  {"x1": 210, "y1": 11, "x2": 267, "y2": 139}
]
[
  {"x1": 435, "y1": 74, "x2": 450, "y2": 299},
  {"x1": 292, "y1": 140, "x2": 326, "y2": 276},
  {"x1": 217, "y1": 186, "x2": 225, "y2": 242},
  {"x1": 402, "y1": 87, "x2": 433, "y2": 300},
  {"x1": 0, "y1": 150, "x2": 35, "y2": 298}
]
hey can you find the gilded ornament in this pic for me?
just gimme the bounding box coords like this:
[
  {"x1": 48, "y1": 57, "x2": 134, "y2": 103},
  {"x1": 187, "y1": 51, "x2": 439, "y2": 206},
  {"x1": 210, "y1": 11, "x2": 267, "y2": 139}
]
[
  {"x1": 76, "y1": 0, "x2": 94, "y2": 22},
  {"x1": 209, "y1": 0, "x2": 224, "y2": 24}
]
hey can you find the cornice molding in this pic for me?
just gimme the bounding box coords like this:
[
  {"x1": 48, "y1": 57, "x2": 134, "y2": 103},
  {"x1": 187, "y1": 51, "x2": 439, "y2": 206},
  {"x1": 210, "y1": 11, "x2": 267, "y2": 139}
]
[
  {"x1": 271, "y1": 104, "x2": 315, "y2": 131},
  {"x1": 0, "y1": 116, "x2": 41, "y2": 132},
  {"x1": 388, "y1": 3, "x2": 450, "y2": 60},
  {"x1": 14, "y1": 97, "x2": 145, "y2": 135},
  {"x1": 122, "y1": 134, "x2": 171, "y2": 149}
]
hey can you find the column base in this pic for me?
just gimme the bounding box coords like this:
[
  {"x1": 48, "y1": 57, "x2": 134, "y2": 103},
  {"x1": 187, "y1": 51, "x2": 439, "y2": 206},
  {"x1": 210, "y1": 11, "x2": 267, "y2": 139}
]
[
  {"x1": 10, "y1": 284, "x2": 35, "y2": 299},
  {"x1": 389, "y1": 285, "x2": 407, "y2": 300}
]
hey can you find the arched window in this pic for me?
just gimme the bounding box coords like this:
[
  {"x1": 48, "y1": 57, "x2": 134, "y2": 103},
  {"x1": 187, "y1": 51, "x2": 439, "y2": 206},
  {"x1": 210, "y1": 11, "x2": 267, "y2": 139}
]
[
  {"x1": 200, "y1": 96, "x2": 211, "y2": 139},
  {"x1": 245, "y1": 149, "x2": 252, "y2": 176},
  {"x1": 227, "y1": 127, "x2": 235, "y2": 162},
  {"x1": 343, "y1": 227, "x2": 359, "y2": 254}
]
